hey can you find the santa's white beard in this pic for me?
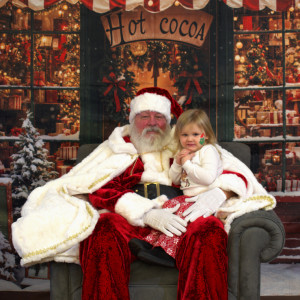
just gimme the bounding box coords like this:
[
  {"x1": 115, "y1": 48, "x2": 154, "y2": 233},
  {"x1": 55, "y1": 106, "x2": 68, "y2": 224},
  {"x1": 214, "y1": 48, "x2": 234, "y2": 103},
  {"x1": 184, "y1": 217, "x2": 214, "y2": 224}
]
[{"x1": 130, "y1": 124, "x2": 171, "y2": 153}]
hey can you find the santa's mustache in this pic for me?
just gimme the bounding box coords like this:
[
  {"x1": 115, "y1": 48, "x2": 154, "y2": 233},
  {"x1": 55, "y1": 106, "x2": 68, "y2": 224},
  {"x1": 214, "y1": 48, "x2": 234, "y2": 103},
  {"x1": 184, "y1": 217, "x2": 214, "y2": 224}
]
[{"x1": 142, "y1": 126, "x2": 163, "y2": 136}]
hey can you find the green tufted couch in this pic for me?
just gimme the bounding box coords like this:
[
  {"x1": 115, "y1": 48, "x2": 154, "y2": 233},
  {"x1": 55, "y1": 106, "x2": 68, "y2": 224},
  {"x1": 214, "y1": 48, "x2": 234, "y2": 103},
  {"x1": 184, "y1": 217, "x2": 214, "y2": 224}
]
[{"x1": 50, "y1": 142, "x2": 285, "y2": 300}]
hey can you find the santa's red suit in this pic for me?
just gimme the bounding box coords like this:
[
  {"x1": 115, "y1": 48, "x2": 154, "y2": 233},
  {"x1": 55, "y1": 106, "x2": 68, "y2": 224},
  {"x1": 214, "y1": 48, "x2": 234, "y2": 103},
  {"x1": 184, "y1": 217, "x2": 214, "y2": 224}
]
[
  {"x1": 80, "y1": 135, "x2": 228, "y2": 300},
  {"x1": 11, "y1": 87, "x2": 276, "y2": 300}
]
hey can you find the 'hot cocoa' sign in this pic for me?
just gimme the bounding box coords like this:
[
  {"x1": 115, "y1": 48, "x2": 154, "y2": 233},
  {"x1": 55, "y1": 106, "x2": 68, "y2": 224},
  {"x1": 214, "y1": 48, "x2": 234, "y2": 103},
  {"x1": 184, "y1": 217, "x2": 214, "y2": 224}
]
[{"x1": 101, "y1": 6, "x2": 213, "y2": 48}]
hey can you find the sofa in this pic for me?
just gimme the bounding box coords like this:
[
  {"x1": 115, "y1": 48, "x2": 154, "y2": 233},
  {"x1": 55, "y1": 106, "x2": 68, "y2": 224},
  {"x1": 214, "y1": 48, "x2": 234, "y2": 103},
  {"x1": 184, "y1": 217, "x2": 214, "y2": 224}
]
[{"x1": 50, "y1": 142, "x2": 285, "y2": 300}]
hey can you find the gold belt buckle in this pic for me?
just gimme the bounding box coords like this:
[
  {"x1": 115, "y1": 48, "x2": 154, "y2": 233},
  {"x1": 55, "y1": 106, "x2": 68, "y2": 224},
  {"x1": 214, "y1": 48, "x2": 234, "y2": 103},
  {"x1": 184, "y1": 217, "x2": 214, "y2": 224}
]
[{"x1": 143, "y1": 182, "x2": 160, "y2": 198}]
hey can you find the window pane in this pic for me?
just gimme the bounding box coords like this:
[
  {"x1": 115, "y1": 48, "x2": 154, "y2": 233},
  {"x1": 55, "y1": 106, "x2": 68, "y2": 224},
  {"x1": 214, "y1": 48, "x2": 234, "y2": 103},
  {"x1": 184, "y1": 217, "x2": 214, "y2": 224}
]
[
  {"x1": 0, "y1": 34, "x2": 31, "y2": 86},
  {"x1": 44, "y1": 141, "x2": 79, "y2": 177},
  {"x1": 34, "y1": 89, "x2": 80, "y2": 138},
  {"x1": 234, "y1": 89, "x2": 283, "y2": 140},
  {"x1": 286, "y1": 89, "x2": 300, "y2": 138},
  {"x1": 34, "y1": 33, "x2": 80, "y2": 87},
  {"x1": 0, "y1": 89, "x2": 29, "y2": 136},
  {"x1": 0, "y1": 2, "x2": 31, "y2": 31},
  {"x1": 234, "y1": 33, "x2": 282, "y2": 87},
  {"x1": 288, "y1": 5, "x2": 300, "y2": 30},
  {"x1": 249, "y1": 142, "x2": 283, "y2": 192},
  {"x1": 233, "y1": 9, "x2": 283, "y2": 32},
  {"x1": 288, "y1": 142, "x2": 300, "y2": 192},
  {"x1": 33, "y1": 2, "x2": 80, "y2": 32},
  {"x1": 249, "y1": 142, "x2": 300, "y2": 193},
  {"x1": 285, "y1": 32, "x2": 300, "y2": 85}
]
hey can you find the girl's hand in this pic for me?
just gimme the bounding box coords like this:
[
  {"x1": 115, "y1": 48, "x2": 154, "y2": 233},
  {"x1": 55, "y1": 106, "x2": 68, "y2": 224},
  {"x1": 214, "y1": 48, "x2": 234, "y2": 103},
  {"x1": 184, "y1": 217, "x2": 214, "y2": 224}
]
[
  {"x1": 176, "y1": 149, "x2": 194, "y2": 165},
  {"x1": 175, "y1": 149, "x2": 188, "y2": 164},
  {"x1": 181, "y1": 151, "x2": 195, "y2": 164}
]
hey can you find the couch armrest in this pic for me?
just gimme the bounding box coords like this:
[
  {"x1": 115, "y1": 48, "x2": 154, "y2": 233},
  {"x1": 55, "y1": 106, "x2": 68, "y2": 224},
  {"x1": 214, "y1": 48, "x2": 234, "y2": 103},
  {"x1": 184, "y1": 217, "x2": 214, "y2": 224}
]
[{"x1": 227, "y1": 209, "x2": 285, "y2": 300}]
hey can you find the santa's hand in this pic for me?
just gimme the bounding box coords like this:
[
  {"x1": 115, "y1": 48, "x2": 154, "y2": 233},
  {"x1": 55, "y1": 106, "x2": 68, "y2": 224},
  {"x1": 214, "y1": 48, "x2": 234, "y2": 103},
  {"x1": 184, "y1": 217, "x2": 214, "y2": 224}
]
[
  {"x1": 183, "y1": 188, "x2": 227, "y2": 222},
  {"x1": 143, "y1": 204, "x2": 187, "y2": 237}
]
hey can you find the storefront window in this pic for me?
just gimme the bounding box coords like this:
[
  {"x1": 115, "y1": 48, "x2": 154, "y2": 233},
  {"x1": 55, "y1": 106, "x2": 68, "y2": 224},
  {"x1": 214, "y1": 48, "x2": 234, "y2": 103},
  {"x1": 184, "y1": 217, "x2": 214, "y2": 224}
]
[
  {"x1": 0, "y1": 1, "x2": 80, "y2": 181},
  {"x1": 233, "y1": 7, "x2": 300, "y2": 192}
]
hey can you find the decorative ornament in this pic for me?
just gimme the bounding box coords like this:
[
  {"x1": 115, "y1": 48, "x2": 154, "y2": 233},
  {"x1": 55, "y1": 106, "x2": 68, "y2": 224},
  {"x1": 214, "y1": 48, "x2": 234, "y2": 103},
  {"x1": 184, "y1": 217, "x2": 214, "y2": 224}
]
[
  {"x1": 148, "y1": 0, "x2": 153, "y2": 6},
  {"x1": 62, "y1": 4, "x2": 68, "y2": 10},
  {"x1": 130, "y1": 41, "x2": 147, "y2": 56},
  {"x1": 236, "y1": 41, "x2": 243, "y2": 49},
  {"x1": 240, "y1": 56, "x2": 245, "y2": 63},
  {"x1": 235, "y1": 55, "x2": 241, "y2": 61}
]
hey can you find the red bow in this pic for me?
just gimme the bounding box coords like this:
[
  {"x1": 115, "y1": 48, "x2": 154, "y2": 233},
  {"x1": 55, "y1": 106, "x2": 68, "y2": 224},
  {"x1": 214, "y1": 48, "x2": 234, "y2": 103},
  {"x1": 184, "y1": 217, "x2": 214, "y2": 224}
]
[
  {"x1": 179, "y1": 71, "x2": 203, "y2": 105},
  {"x1": 11, "y1": 128, "x2": 22, "y2": 136},
  {"x1": 102, "y1": 72, "x2": 126, "y2": 112}
]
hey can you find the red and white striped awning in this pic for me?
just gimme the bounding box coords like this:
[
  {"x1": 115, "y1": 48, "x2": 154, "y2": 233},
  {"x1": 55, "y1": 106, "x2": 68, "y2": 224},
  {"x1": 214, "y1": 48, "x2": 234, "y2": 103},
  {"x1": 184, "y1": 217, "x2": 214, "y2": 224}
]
[{"x1": 0, "y1": 0, "x2": 297, "y2": 13}]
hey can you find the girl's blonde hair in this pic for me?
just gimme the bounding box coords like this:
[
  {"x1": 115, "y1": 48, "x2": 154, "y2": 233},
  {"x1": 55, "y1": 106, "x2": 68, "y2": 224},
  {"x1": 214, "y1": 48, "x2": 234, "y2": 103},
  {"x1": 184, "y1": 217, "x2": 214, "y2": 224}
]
[{"x1": 174, "y1": 109, "x2": 217, "y2": 149}]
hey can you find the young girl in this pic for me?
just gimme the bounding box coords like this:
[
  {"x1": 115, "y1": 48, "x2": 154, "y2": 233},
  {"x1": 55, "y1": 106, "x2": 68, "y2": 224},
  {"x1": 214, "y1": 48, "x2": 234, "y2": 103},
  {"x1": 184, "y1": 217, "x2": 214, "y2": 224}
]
[{"x1": 129, "y1": 109, "x2": 223, "y2": 267}]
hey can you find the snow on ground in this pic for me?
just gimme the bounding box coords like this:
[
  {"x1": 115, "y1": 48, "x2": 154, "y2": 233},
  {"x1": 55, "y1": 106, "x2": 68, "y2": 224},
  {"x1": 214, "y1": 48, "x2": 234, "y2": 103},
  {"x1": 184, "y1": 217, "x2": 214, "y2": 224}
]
[
  {"x1": 0, "y1": 178, "x2": 12, "y2": 184},
  {"x1": 261, "y1": 263, "x2": 300, "y2": 296}
]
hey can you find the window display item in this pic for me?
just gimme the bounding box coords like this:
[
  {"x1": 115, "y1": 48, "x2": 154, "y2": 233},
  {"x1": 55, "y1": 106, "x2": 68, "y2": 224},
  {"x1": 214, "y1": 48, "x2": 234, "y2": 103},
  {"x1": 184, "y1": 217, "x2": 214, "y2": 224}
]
[
  {"x1": 8, "y1": 95, "x2": 22, "y2": 110},
  {"x1": 34, "y1": 71, "x2": 46, "y2": 86}
]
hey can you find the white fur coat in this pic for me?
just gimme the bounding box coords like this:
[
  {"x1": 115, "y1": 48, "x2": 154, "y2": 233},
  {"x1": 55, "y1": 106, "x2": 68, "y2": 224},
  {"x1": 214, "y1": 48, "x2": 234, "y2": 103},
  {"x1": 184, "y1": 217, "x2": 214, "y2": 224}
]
[{"x1": 12, "y1": 125, "x2": 276, "y2": 267}]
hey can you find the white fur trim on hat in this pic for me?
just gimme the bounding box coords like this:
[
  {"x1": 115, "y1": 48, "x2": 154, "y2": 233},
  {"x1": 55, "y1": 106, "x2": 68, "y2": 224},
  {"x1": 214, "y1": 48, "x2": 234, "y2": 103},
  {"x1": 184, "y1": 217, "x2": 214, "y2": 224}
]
[{"x1": 129, "y1": 92, "x2": 171, "y2": 123}]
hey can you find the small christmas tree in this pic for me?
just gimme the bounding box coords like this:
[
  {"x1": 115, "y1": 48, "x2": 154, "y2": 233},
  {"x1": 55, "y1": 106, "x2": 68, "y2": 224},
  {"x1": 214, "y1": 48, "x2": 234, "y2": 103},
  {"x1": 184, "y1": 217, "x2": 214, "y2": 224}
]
[
  {"x1": 243, "y1": 37, "x2": 277, "y2": 86},
  {"x1": 11, "y1": 111, "x2": 57, "y2": 218},
  {"x1": 0, "y1": 232, "x2": 16, "y2": 281}
]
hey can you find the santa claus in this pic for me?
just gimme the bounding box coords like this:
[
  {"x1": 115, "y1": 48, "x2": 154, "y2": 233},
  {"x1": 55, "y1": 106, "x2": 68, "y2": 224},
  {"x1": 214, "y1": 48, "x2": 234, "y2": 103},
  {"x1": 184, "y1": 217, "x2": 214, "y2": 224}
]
[{"x1": 12, "y1": 87, "x2": 275, "y2": 300}]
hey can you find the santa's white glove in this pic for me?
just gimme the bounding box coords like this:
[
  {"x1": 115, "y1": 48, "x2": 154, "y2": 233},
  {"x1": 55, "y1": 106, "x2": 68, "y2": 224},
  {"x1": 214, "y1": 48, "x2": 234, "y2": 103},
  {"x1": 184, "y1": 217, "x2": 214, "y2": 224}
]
[
  {"x1": 143, "y1": 204, "x2": 187, "y2": 237},
  {"x1": 183, "y1": 187, "x2": 227, "y2": 222}
]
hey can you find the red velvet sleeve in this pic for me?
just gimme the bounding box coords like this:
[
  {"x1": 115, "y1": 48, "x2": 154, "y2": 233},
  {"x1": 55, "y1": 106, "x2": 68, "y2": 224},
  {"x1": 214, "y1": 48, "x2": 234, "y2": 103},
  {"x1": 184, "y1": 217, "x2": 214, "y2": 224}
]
[{"x1": 88, "y1": 156, "x2": 144, "y2": 212}]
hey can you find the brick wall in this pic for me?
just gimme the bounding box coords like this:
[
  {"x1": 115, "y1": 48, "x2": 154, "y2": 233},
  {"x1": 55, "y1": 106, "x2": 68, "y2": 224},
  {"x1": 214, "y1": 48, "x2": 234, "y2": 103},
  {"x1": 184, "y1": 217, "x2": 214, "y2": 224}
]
[{"x1": 273, "y1": 196, "x2": 300, "y2": 263}]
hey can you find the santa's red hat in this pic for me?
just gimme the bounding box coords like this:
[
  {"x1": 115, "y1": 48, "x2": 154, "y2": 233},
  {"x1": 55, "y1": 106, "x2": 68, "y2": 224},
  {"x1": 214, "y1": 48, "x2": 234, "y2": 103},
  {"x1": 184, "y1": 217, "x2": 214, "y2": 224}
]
[{"x1": 129, "y1": 87, "x2": 183, "y2": 124}]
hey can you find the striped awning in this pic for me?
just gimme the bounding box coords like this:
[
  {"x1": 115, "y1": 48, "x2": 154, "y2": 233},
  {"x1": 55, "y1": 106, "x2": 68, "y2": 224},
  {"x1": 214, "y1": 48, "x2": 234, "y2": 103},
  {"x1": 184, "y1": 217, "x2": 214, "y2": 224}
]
[{"x1": 0, "y1": 0, "x2": 297, "y2": 13}]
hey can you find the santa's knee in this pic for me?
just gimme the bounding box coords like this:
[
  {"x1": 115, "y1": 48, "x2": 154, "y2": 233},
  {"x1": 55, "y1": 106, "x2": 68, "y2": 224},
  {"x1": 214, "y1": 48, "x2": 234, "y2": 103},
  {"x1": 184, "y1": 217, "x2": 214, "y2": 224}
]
[{"x1": 188, "y1": 217, "x2": 227, "y2": 244}]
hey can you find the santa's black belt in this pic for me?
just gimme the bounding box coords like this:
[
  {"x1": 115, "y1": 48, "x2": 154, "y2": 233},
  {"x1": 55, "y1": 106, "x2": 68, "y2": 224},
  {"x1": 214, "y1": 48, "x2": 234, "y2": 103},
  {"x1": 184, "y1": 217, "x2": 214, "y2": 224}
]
[{"x1": 132, "y1": 183, "x2": 183, "y2": 200}]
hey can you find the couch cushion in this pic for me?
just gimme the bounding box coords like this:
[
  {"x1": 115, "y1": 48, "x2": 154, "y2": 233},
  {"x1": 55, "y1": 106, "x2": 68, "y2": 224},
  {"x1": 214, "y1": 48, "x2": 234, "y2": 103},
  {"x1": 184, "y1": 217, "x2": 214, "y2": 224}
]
[
  {"x1": 130, "y1": 260, "x2": 179, "y2": 285},
  {"x1": 129, "y1": 261, "x2": 179, "y2": 300}
]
